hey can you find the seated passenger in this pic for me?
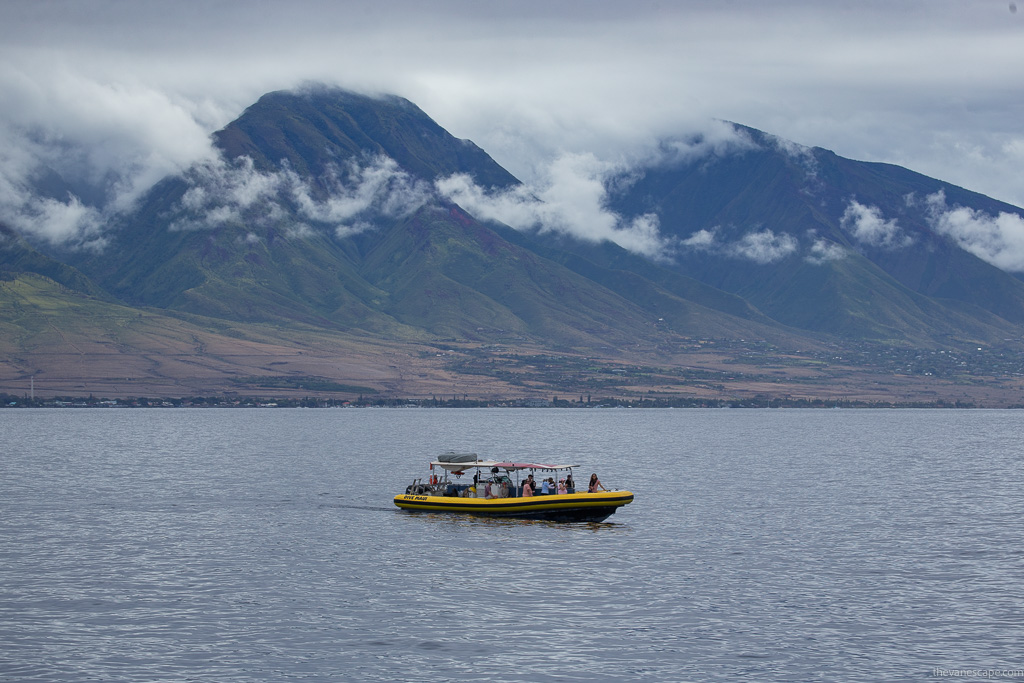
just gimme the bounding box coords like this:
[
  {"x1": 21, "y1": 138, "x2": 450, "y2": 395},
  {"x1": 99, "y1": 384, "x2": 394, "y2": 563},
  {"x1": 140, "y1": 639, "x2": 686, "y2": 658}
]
[{"x1": 498, "y1": 476, "x2": 513, "y2": 497}]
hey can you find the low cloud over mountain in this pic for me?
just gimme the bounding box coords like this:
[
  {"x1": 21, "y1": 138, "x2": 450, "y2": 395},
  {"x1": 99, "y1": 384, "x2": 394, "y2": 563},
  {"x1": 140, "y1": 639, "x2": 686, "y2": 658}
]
[
  {"x1": 920, "y1": 190, "x2": 1024, "y2": 273},
  {"x1": 436, "y1": 154, "x2": 668, "y2": 260},
  {"x1": 172, "y1": 154, "x2": 433, "y2": 239},
  {"x1": 7, "y1": 86, "x2": 1024, "y2": 359}
]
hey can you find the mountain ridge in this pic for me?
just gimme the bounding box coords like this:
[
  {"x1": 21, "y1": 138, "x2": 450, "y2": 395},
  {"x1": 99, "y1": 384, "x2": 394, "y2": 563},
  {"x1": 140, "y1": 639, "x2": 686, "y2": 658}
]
[{"x1": 4, "y1": 86, "x2": 1024, "y2": 404}]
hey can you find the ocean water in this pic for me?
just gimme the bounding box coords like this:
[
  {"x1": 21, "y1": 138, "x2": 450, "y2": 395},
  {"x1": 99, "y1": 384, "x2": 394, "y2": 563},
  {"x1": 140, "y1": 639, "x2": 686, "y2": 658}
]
[{"x1": 1, "y1": 408, "x2": 1022, "y2": 682}]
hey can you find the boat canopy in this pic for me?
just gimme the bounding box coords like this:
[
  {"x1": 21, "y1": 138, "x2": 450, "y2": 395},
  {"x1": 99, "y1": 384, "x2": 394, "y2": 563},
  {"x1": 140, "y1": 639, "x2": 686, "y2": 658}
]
[{"x1": 429, "y1": 459, "x2": 578, "y2": 472}]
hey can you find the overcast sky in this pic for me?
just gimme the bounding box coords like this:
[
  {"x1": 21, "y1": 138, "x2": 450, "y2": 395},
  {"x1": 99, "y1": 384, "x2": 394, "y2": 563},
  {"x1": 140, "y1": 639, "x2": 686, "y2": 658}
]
[{"x1": 2, "y1": 0, "x2": 1023, "y2": 217}]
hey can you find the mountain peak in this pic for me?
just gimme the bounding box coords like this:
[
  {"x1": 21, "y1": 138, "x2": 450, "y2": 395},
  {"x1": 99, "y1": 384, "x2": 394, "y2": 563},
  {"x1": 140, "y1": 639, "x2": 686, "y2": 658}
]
[{"x1": 213, "y1": 85, "x2": 519, "y2": 189}]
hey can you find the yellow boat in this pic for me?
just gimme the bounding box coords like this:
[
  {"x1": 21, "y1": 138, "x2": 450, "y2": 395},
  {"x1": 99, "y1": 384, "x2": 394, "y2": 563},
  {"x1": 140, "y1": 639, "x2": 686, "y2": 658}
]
[{"x1": 393, "y1": 452, "x2": 634, "y2": 522}]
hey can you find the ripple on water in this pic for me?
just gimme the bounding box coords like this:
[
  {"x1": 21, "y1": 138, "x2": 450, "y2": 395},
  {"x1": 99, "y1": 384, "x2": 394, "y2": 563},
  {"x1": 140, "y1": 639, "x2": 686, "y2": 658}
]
[{"x1": 2, "y1": 408, "x2": 1023, "y2": 681}]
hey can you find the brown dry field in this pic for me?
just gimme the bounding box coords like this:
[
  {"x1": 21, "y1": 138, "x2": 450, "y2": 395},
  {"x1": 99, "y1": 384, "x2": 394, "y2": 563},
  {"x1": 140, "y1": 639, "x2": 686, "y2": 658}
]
[
  {"x1": 0, "y1": 328, "x2": 527, "y2": 400},
  {"x1": 5, "y1": 335, "x2": 1024, "y2": 406},
  {"x1": 5, "y1": 273, "x2": 1024, "y2": 406}
]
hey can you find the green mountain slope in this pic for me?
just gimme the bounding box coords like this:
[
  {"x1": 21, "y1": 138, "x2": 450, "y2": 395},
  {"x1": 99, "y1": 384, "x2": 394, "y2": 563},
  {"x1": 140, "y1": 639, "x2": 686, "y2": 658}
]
[
  {"x1": 597, "y1": 126, "x2": 1024, "y2": 344},
  {"x1": 71, "y1": 88, "x2": 789, "y2": 352},
  {"x1": 0, "y1": 223, "x2": 107, "y2": 298}
]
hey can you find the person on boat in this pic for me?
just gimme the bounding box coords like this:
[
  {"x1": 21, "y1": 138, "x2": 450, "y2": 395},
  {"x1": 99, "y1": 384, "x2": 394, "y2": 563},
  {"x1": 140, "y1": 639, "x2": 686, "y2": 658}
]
[
  {"x1": 540, "y1": 478, "x2": 551, "y2": 495},
  {"x1": 557, "y1": 479, "x2": 567, "y2": 494},
  {"x1": 495, "y1": 475, "x2": 512, "y2": 497},
  {"x1": 588, "y1": 473, "x2": 607, "y2": 493},
  {"x1": 522, "y1": 477, "x2": 534, "y2": 497},
  {"x1": 565, "y1": 473, "x2": 575, "y2": 493},
  {"x1": 484, "y1": 482, "x2": 493, "y2": 499}
]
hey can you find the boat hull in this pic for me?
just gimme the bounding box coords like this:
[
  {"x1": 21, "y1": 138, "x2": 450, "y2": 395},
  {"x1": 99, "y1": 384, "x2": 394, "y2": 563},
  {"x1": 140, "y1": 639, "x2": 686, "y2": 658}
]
[{"x1": 393, "y1": 490, "x2": 634, "y2": 522}]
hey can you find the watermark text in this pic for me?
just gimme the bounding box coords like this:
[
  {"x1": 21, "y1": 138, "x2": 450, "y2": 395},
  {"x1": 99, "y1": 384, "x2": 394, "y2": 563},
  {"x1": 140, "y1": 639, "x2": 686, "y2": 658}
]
[{"x1": 933, "y1": 669, "x2": 1024, "y2": 679}]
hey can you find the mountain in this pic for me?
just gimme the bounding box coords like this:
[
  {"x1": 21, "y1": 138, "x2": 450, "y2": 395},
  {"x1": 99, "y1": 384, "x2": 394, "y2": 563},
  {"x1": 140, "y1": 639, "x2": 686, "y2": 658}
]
[
  {"x1": 68, "y1": 87, "x2": 794, "y2": 352},
  {"x1": 590, "y1": 126, "x2": 1024, "y2": 345},
  {"x1": 6, "y1": 86, "x2": 1024, "y2": 403},
  {"x1": 214, "y1": 89, "x2": 519, "y2": 190}
]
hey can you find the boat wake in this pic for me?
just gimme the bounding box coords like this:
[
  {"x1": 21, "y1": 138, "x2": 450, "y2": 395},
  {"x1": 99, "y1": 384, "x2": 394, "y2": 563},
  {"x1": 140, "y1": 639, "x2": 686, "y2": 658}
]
[{"x1": 318, "y1": 503, "x2": 394, "y2": 512}]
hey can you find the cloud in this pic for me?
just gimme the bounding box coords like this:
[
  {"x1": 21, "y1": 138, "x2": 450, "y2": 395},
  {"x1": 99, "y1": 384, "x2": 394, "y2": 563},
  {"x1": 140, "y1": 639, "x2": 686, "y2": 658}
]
[
  {"x1": 171, "y1": 153, "x2": 432, "y2": 235},
  {"x1": 840, "y1": 200, "x2": 914, "y2": 249},
  {"x1": 681, "y1": 228, "x2": 717, "y2": 250},
  {"x1": 686, "y1": 226, "x2": 845, "y2": 265},
  {"x1": 0, "y1": 192, "x2": 107, "y2": 250},
  {"x1": 3, "y1": 0, "x2": 1024, "y2": 256},
  {"x1": 729, "y1": 230, "x2": 799, "y2": 264},
  {"x1": 334, "y1": 221, "x2": 375, "y2": 239},
  {"x1": 0, "y1": 68, "x2": 219, "y2": 206},
  {"x1": 290, "y1": 156, "x2": 432, "y2": 225},
  {"x1": 170, "y1": 156, "x2": 280, "y2": 231},
  {"x1": 0, "y1": 64, "x2": 225, "y2": 248},
  {"x1": 924, "y1": 190, "x2": 1024, "y2": 272},
  {"x1": 0, "y1": 131, "x2": 106, "y2": 249},
  {"x1": 648, "y1": 122, "x2": 760, "y2": 168},
  {"x1": 436, "y1": 152, "x2": 672, "y2": 259},
  {"x1": 806, "y1": 237, "x2": 847, "y2": 265},
  {"x1": 768, "y1": 135, "x2": 825, "y2": 195},
  {"x1": 2, "y1": 2, "x2": 1023, "y2": 208},
  {"x1": 681, "y1": 226, "x2": 798, "y2": 264}
]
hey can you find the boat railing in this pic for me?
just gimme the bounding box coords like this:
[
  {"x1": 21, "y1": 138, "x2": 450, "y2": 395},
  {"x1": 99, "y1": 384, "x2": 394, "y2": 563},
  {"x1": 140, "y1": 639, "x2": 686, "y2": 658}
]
[
  {"x1": 407, "y1": 480, "x2": 620, "y2": 499},
  {"x1": 407, "y1": 467, "x2": 618, "y2": 499}
]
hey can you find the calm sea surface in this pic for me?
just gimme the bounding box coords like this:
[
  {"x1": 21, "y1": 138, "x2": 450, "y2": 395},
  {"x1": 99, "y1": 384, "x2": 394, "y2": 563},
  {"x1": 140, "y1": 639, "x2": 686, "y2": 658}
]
[{"x1": 2, "y1": 408, "x2": 1023, "y2": 682}]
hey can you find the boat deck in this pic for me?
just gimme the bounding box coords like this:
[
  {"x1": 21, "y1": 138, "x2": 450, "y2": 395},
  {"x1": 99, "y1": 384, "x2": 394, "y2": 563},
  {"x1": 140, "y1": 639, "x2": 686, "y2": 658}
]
[{"x1": 393, "y1": 490, "x2": 634, "y2": 522}]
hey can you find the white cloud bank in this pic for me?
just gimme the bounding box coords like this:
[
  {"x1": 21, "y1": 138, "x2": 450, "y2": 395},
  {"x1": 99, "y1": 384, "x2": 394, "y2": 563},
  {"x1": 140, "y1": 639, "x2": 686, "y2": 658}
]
[
  {"x1": 840, "y1": 200, "x2": 914, "y2": 249},
  {"x1": 0, "y1": 65, "x2": 223, "y2": 249},
  {"x1": 923, "y1": 190, "x2": 1024, "y2": 272},
  {"x1": 172, "y1": 154, "x2": 432, "y2": 238},
  {"x1": 3, "y1": 0, "x2": 1023, "y2": 257},
  {"x1": 436, "y1": 152, "x2": 670, "y2": 259},
  {"x1": 729, "y1": 231, "x2": 800, "y2": 265},
  {"x1": 806, "y1": 238, "x2": 847, "y2": 265},
  {"x1": 681, "y1": 227, "x2": 799, "y2": 265},
  {"x1": 0, "y1": 191, "x2": 106, "y2": 250}
]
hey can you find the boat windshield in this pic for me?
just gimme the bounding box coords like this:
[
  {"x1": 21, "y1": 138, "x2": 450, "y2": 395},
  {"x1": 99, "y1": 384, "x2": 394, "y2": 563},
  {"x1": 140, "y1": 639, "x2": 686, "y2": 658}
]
[{"x1": 428, "y1": 460, "x2": 578, "y2": 472}]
